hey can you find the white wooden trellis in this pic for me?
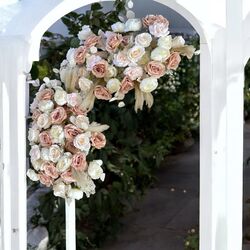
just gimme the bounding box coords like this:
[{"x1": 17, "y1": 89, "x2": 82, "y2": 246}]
[{"x1": 0, "y1": 0, "x2": 250, "y2": 249}]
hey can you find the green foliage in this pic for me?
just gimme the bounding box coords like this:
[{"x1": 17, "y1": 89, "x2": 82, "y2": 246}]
[
  {"x1": 184, "y1": 229, "x2": 199, "y2": 250},
  {"x1": 29, "y1": 1, "x2": 200, "y2": 249}
]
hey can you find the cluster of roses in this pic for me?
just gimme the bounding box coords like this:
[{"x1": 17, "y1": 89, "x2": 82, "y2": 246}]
[
  {"x1": 27, "y1": 78, "x2": 109, "y2": 200},
  {"x1": 28, "y1": 14, "x2": 196, "y2": 200},
  {"x1": 59, "y1": 14, "x2": 195, "y2": 112}
]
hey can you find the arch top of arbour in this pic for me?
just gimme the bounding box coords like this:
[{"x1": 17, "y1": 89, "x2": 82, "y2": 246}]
[{"x1": 0, "y1": 0, "x2": 220, "y2": 63}]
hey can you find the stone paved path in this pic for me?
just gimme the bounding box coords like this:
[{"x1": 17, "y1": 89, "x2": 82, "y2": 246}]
[{"x1": 102, "y1": 123, "x2": 250, "y2": 250}]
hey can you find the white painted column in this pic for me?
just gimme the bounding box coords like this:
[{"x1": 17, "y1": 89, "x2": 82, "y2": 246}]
[
  {"x1": 65, "y1": 199, "x2": 76, "y2": 250},
  {"x1": 225, "y1": 0, "x2": 244, "y2": 249},
  {"x1": 0, "y1": 37, "x2": 30, "y2": 250}
]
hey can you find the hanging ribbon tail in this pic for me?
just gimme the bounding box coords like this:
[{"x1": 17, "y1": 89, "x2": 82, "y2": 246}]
[
  {"x1": 143, "y1": 92, "x2": 154, "y2": 109},
  {"x1": 82, "y1": 86, "x2": 96, "y2": 112},
  {"x1": 134, "y1": 84, "x2": 145, "y2": 113},
  {"x1": 173, "y1": 45, "x2": 196, "y2": 59}
]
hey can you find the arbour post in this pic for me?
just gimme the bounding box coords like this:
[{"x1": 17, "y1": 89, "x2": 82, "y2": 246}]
[{"x1": 0, "y1": 37, "x2": 31, "y2": 250}]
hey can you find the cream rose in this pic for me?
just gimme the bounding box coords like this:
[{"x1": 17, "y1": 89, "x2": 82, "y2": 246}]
[
  {"x1": 38, "y1": 100, "x2": 54, "y2": 113},
  {"x1": 37, "y1": 113, "x2": 51, "y2": 129},
  {"x1": 78, "y1": 25, "x2": 94, "y2": 41},
  {"x1": 49, "y1": 145, "x2": 63, "y2": 163},
  {"x1": 78, "y1": 77, "x2": 93, "y2": 94},
  {"x1": 28, "y1": 127, "x2": 40, "y2": 143},
  {"x1": 113, "y1": 51, "x2": 130, "y2": 67},
  {"x1": 127, "y1": 45, "x2": 145, "y2": 63},
  {"x1": 88, "y1": 160, "x2": 105, "y2": 181},
  {"x1": 111, "y1": 22, "x2": 125, "y2": 32},
  {"x1": 123, "y1": 66, "x2": 143, "y2": 81},
  {"x1": 41, "y1": 148, "x2": 50, "y2": 161},
  {"x1": 151, "y1": 47, "x2": 170, "y2": 62},
  {"x1": 71, "y1": 115, "x2": 89, "y2": 130},
  {"x1": 171, "y1": 36, "x2": 185, "y2": 48},
  {"x1": 106, "y1": 78, "x2": 121, "y2": 93},
  {"x1": 124, "y1": 18, "x2": 142, "y2": 32},
  {"x1": 31, "y1": 159, "x2": 44, "y2": 171},
  {"x1": 29, "y1": 145, "x2": 40, "y2": 161},
  {"x1": 73, "y1": 133, "x2": 91, "y2": 154},
  {"x1": 50, "y1": 125, "x2": 65, "y2": 144},
  {"x1": 27, "y1": 169, "x2": 39, "y2": 181},
  {"x1": 105, "y1": 65, "x2": 117, "y2": 79},
  {"x1": 56, "y1": 153, "x2": 72, "y2": 172},
  {"x1": 135, "y1": 33, "x2": 152, "y2": 48},
  {"x1": 53, "y1": 182, "x2": 68, "y2": 198},
  {"x1": 139, "y1": 77, "x2": 158, "y2": 93},
  {"x1": 54, "y1": 88, "x2": 67, "y2": 106},
  {"x1": 157, "y1": 35, "x2": 172, "y2": 49}
]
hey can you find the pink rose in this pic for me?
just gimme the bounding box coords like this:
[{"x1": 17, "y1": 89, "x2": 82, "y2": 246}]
[
  {"x1": 94, "y1": 85, "x2": 112, "y2": 100},
  {"x1": 91, "y1": 132, "x2": 106, "y2": 149},
  {"x1": 39, "y1": 173, "x2": 53, "y2": 187},
  {"x1": 64, "y1": 124, "x2": 82, "y2": 140},
  {"x1": 84, "y1": 35, "x2": 101, "y2": 48},
  {"x1": 92, "y1": 60, "x2": 108, "y2": 78},
  {"x1": 65, "y1": 140, "x2": 80, "y2": 154},
  {"x1": 51, "y1": 107, "x2": 67, "y2": 125},
  {"x1": 43, "y1": 162, "x2": 59, "y2": 179},
  {"x1": 166, "y1": 52, "x2": 181, "y2": 70},
  {"x1": 32, "y1": 109, "x2": 42, "y2": 121},
  {"x1": 70, "y1": 106, "x2": 87, "y2": 116},
  {"x1": 124, "y1": 66, "x2": 143, "y2": 81},
  {"x1": 37, "y1": 88, "x2": 54, "y2": 101},
  {"x1": 106, "y1": 33, "x2": 123, "y2": 53},
  {"x1": 39, "y1": 131, "x2": 52, "y2": 147},
  {"x1": 142, "y1": 15, "x2": 169, "y2": 27},
  {"x1": 74, "y1": 46, "x2": 87, "y2": 65},
  {"x1": 145, "y1": 61, "x2": 165, "y2": 78},
  {"x1": 61, "y1": 170, "x2": 76, "y2": 184},
  {"x1": 119, "y1": 76, "x2": 134, "y2": 94},
  {"x1": 71, "y1": 152, "x2": 88, "y2": 171}
]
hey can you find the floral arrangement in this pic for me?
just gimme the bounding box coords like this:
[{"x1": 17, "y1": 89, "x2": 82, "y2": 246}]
[{"x1": 27, "y1": 14, "x2": 196, "y2": 200}]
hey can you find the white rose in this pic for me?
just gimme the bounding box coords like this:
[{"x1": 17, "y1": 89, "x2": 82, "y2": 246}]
[
  {"x1": 28, "y1": 128, "x2": 40, "y2": 143},
  {"x1": 78, "y1": 77, "x2": 93, "y2": 94},
  {"x1": 27, "y1": 169, "x2": 39, "y2": 181},
  {"x1": 78, "y1": 25, "x2": 93, "y2": 41},
  {"x1": 113, "y1": 51, "x2": 130, "y2": 67},
  {"x1": 37, "y1": 113, "x2": 51, "y2": 129},
  {"x1": 49, "y1": 145, "x2": 63, "y2": 163},
  {"x1": 171, "y1": 36, "x2": 185, "y2": 48},
  {"x1": 127, "y1": 45, "x2": 145, "y2": 63},
  {"x1": 149, "y1": 23, "x2": 169, "y2": 37},
  {"x1": 106, "y1": 78, "x2": 121, "y2": 93},
  {"x1": 105, "y1": 65, "x2": 117, "y2": 78},
  {"x1": 38, "y1": 100, "x2": 54, "y2": 113},
  {"x1": 88, "y1": 160, "x2": 105, "y2": 181},
  {"x1": 54, "y1": 89, "x2": 67, "y2": 106},
  {"x1": 40, "y1": 148, "x2": 50, "y2": 162},
  {"x1": 158, "y1": 35, "x2": 172, "y2": 50},
  {"x1": 67, "y1": 188, "x2": 84, "y2": 200},
  {"x1": 90, "y1": 46, "x2": 98, "y2": 54},
  {"x1": 151, "y1": 47, "x2": 170, "y2": 62},
  {"x1": 139, "y1": 77, "x2": 158, "y2": 93},
  {"x1": 56, "y1": 153, "x2": 72, "y2": 172},
  {"x1": 29, "y1": 145, "x2": 40, "y2": 162},
  {"x1": 111, "y1": 22, "x2": 125, "y2": 32},
  {"x1": 73, "y1": 133, "x2": 91, "y2": 154},
  {"x1": 50, "y1": 125, "x2": 65, "y2": 144},
  {"x1": 66, "y1": 48, "x2": 76, "y2": 67},
  {"x1": 124, "y1": 18, "x2": 142, "y2": 32},
  {"x1": 135, "y1": 33, "x2": 152, "y2": 47},
  {"x1": 53, "y1": 181, "x2": 68, "y2": 199},
  {"x1": 67, "y1": 93, "x2": 82, "y2": 107},
  {"x1": 31, "y1": 159, "x2": 44, "y2": 171}
]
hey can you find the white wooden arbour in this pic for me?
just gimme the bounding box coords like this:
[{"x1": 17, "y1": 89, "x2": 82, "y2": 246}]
[{"x1": 0, "y1": 0, "x2": 250, "y2": 249}]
